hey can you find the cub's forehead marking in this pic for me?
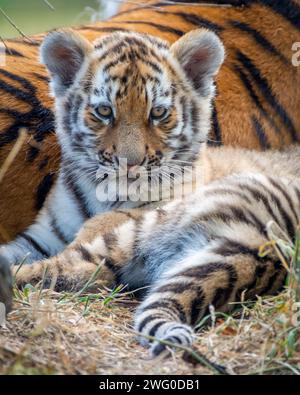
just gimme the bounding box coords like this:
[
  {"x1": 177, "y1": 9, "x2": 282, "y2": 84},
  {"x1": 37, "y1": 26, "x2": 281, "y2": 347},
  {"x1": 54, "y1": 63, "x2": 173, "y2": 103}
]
[
  {"x1": 93, "y1": 31, "x2": 170, "y2": 54},
  {"x1": 82, "y1": 32, "x2": 181, "y2": 110},
  {"x1": 88, "y1": 67, "x2": 174, "y2": 110},
  {"x1": 87, "y1": 54, "x2": 174, "y2": 108}
]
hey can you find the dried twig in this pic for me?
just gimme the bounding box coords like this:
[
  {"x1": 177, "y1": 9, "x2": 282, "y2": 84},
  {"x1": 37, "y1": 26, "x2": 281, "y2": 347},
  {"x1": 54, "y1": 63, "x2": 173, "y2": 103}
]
[
  {"x1": 0, "y1": 33, "x2": 11, "y2": 55},
  {"x1": 0, "y1": 129, "x2": 27, "y2": 241},
  {"x1": 135, "y1": 331, "x2": 229, "y2": 375},
  {"x1": 0, "y1": 128, "x2": 27, "y2": 184},
  {"x1": 0, "y1": 7, "x2": 35, "y2": 42},
  {"x1": 43, "y1": 0, "x2": 55, "y2": 11}
]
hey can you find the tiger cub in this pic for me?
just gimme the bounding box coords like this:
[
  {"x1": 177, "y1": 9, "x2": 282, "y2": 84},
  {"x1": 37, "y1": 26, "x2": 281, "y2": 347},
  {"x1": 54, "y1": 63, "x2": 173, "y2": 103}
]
[
  {"x1": 1, "y1": 29, "x2": 300, "y2": 356},
  {"x1": 0, "y1": 28, "x2": 224, "y2": 266}
]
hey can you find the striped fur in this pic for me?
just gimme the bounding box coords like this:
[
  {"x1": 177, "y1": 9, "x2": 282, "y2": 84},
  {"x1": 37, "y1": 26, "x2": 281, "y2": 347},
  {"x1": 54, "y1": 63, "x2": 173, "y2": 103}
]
[
  {"x1": 0, "y1": 28, "x2": 224, "y2": 265},
  {"x1": 0, "y1": 0, "x2": 300, "y2": 241},
  {"x1": 12, "y1": 145, "x2": 300, "y2": 356}
]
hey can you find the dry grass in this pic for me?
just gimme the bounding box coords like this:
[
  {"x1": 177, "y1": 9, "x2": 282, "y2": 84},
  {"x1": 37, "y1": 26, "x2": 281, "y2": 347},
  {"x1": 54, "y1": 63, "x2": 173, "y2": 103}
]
[{"x1": 0, "y1": 261, "x2": 299, "y2": 375}]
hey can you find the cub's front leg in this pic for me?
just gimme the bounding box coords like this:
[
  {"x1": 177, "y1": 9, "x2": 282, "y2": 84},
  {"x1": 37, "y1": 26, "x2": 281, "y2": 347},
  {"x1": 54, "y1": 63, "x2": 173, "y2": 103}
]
[{"x1": 13, "y1": 209, "x2": 145, "y2": 292}]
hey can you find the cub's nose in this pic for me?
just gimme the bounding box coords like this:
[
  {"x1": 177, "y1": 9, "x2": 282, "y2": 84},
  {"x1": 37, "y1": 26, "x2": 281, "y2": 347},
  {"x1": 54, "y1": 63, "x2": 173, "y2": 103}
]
[
  {"x1": 127, "y1": 158, "x2": 146, "y2": 171},
  {"x1": 116, "y1": 156, "x2": 146, "y2": 169}
]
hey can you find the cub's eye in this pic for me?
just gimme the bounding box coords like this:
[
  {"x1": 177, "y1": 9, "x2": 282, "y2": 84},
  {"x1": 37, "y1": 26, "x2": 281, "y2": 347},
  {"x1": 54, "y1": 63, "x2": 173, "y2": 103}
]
[
  {"x1": 150, "y1": 106, "x2": 168, "y2": 120},
  {"x1": 95, "y1": 105, "x2": 113, "y2": 119}
]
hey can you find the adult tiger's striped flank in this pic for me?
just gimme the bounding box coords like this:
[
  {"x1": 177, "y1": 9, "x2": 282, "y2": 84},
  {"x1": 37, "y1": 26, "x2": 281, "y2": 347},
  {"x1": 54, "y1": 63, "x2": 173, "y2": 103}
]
[{"x1": 0, "y1": 0, "x2": 299, "y2": 241}]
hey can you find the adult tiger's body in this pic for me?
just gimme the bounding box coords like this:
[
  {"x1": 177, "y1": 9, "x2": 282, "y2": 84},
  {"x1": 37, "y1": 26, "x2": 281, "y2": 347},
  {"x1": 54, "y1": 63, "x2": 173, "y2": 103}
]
[{"x1": 0, "y1": 0, "x2": 300, "y2": 242}]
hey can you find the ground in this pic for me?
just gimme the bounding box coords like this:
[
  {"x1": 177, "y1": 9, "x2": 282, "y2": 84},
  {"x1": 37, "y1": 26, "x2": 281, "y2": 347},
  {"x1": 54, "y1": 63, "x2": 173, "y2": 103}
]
[{"x1": 0, "y1": 284, "x2": 299, "y2": 375}]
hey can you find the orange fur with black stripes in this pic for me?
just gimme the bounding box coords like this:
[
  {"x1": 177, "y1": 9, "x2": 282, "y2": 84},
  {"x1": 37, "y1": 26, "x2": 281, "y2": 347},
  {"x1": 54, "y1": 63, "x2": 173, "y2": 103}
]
[{"x1": 0, "y1": 0, "x2": 300, "y2": 242}]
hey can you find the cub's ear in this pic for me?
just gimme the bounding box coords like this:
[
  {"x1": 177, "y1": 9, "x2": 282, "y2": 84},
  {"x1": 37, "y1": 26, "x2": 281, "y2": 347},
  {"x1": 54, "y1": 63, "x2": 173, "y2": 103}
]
[
  {"x1": 170, "y1": 29, "x2": 225, "y2": 97},
  {"x1": 40, "y1": 29, "x2": 93, "y2": 96}
]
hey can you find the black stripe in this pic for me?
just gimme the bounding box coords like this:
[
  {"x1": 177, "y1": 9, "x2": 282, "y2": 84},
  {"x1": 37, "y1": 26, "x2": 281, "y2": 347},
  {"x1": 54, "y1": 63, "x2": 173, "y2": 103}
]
[
  {"x1": 211, "y1": 287, "x2": 232, "y2": 310},
  {"x1": 140, "y1": 299, "x2": 187, "y2": 324},
  {"x1": 71, "y1": 95, "x2": 84, "y2": 125},
  {"x1": 114, "y1": 20, "x2": 184, "y2": 37},
  {"x1": 0, "y1": 69, "x2": 54, "y2": 149},
  {"x1": 258, "y1": 0, "x2": 300, "y2": 31},
  {"x1": 234, "y1": 65, "x2": 282, "y2": 138},
  {"x1": 137, "y1": 315, "x2": 164, "y2": 334},
  {"x1": 27, "y1": 146, "x2": 40, "y2": 162},
  {"x1": 293, "y1": 185, "x2": 300, "y2": 207},
  {"x1": 19, "y1": 233, "x2": 50, "y2": 258},
  {"x1": 236, "y1": 51, "x2": 298, "y2": 142},
  {"x1": 261, "y1": 261, "x2": 285, "y2": 294},
  {"x1": 197, "y1": 205, "x2": 266, "y2": 235},
  {"x1": 36, "y1": 173, "x2": 55, "y2": 210},
  {"x1": 213, "y1": 240, "x2": 260, "y2": 260},
  {"x1": 32, "y1": 72, "x2": 49, "y2": 83},
  {"x1": 166, "y1": 335, "x2": 183, "y2": 344},
  {"x1": 0, "y1": 73, "x2": 34, "y2": 101},
  {"x1": 115, "y1": 1, "x2": 250, "y2": 19},
  {"x1": 230, "y1": 20, "x2": 289, "y2": 64},
  {"x1": 148, "y1": 320, "x2": 168, "y2": 337},
  {"x1": 155, "y1": 0, "x2": 300, "y2": 23},
  {"x1": 209, "y1": 103, "x2": 222, "y2": 146},
  {"x1": 155, "y1": 10, "x2": 223, "y2": 33},
  {"x1": 4, "y1": 48, "x2": 25, "y2": 57},
  {"x1": 191, "y1": 262, "x2": 238, "y2": 326},
  {"x1": 62, "y1": 170, "x2": 92, "y2": 220},
  {"x1": 251, "y1": 116, "x2": 270, "y2": 149},
  {"x1": 205, "y1": 187, "x2": 252, "y2": 204},
  {"x1": 190, "y1": 101, "x2": 199, "y2": 134},
  {"x1": 102, "y1": 258, "x2": 116, "y2": 272},
  {"x1": 0, "y1": 68, "x2": 35, "y2": 92},
  {"x1": 169, "y1": 325, "x2": 192, "y2": 334},
  {"x1": 237, "y1": 182, "x2": 283, "y2": 226},
  {"x1": 190, "y1": 288, "x2": 206, "y2": 326},
  {"x1": 49, "y1": 210, "x2": 69, "y2": 245},
  {"x1": 103, "y1": 233, "x2": 118, "y2": 251},
  {"x1": 77, "y1": 245, "x2": 93, "y2": 262},
  {"x1": 268, "y1": 178, "x2": 299, "y2": 226},
  {"x1": 261, "y1": 182, "x2": 296, "y2": 241},
  {"x1": 38, "y1": 156, "x2": 49, "y2": 171},
  {"x1": 180, "y1": 262, "x2": 238, "y2": 282}
]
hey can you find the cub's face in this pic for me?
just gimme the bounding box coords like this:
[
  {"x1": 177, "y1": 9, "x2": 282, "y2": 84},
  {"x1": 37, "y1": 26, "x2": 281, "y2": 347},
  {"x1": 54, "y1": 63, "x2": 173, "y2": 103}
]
[{"x1": 41, "y1": 29, "x2": 224, "y2": 185}]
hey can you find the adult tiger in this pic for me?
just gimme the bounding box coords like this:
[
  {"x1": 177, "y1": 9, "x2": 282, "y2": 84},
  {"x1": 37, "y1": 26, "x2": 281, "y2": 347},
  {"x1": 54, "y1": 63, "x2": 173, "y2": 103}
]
[{"x1": 0, "y1": 0, "x2": 299, "y2": 243}]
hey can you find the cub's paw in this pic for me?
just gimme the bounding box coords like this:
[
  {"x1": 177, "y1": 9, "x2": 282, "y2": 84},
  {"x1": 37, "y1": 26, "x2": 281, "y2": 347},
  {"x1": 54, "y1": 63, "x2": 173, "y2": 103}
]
[
  {"x1": 0, "y1": 255, "x2": 13, "y2": 313},
  {"x1": 150, "y1": 323, "x2": 195, "y2": 357},
  {"x1": 12, "y1": 259, "x2": 50, "y2": 287}
]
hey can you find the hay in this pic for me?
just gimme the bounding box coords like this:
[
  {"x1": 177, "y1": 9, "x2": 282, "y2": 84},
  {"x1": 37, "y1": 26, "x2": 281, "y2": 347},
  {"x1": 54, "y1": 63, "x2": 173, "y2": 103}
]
[{"x1": 0, "y1": 284, "x2": 299, "y2": 375}]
